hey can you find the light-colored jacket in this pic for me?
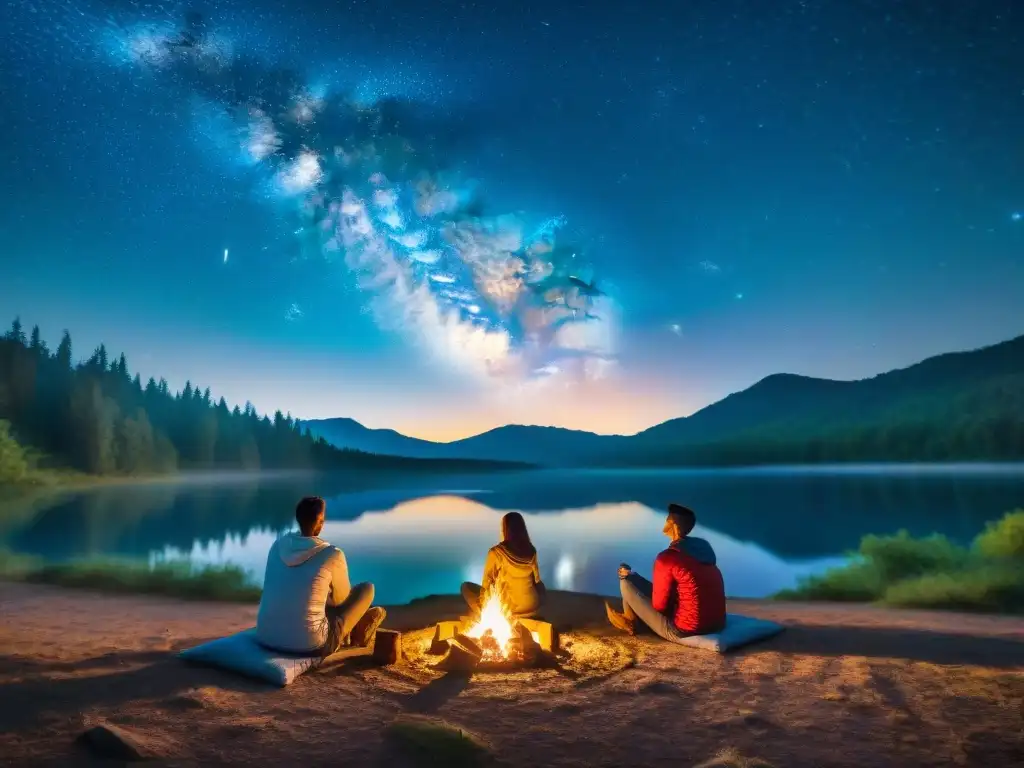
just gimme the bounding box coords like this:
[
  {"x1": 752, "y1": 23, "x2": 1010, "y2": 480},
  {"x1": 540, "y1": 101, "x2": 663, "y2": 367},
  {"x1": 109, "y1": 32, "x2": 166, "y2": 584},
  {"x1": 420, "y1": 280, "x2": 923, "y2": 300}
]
[
  {"x1": 481, "y1": 542, "x2": 544, "y2": 617},
  {"x1": 256, "y1": 532, "x2": 350, "y2": 653}
]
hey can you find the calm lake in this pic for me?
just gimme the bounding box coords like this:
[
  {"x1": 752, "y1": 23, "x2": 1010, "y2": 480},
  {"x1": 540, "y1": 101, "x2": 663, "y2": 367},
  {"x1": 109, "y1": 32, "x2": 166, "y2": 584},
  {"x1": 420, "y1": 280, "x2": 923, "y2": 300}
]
[{"x1": 3, "y1": 466, "x2": 1023, "y2": 603}]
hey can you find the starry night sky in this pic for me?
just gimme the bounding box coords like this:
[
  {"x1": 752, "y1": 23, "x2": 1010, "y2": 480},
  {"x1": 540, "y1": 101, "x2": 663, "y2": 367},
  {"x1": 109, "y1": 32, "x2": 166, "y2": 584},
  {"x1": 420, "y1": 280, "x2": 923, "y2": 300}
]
[{"x1": 1, "y1": 0, "x2": 1022, "y2": 440}]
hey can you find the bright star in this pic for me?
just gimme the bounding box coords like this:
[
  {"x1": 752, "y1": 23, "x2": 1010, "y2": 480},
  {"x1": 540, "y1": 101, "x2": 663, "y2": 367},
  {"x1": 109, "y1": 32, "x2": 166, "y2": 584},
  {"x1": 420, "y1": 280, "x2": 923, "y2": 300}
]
[
  {"x1": 735, "y1": 292, "x2": 744, "y2": 300},
  {"x1": 1012, "y1": 212, "x2": 1022, "y2": 222}
]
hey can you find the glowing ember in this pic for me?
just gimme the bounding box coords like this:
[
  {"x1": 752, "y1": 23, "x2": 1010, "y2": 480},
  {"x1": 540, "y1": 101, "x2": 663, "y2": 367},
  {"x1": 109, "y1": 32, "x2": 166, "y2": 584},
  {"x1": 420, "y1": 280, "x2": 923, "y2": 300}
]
[
  {"x1": 461, "y1": 590, "x2": 541, "y2": 662},
  {"x1": 463, "y1": 590, "x2": 517, "y2": 661}
]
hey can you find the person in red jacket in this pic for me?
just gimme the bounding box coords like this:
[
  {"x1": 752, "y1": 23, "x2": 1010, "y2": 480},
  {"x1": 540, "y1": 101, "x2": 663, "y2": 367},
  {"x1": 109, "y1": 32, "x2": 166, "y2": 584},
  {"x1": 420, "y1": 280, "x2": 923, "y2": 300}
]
[{"x1": 605, "y1": 503, "x2": 726, "y2": 639}]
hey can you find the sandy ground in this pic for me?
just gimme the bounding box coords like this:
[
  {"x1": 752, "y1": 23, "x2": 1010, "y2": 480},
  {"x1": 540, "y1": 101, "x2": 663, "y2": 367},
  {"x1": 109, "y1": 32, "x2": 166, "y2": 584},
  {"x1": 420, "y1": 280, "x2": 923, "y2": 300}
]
[{"x1": 0, "y1": 583, "x2": 1022, "y2": 767}]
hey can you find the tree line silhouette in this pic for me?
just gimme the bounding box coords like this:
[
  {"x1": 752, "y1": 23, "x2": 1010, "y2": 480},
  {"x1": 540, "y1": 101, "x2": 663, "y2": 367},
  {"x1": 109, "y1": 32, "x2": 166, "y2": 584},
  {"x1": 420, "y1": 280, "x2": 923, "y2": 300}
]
[{"x1": 0, "y1": 317, "x2": 499, "y2": 479}]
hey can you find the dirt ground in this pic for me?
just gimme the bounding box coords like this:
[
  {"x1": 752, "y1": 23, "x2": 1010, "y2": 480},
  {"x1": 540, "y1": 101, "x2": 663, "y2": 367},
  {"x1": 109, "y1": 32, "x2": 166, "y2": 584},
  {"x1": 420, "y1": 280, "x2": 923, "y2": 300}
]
[{"x1": 0, "y1": 582, "x2": 1022, "y2": 767}]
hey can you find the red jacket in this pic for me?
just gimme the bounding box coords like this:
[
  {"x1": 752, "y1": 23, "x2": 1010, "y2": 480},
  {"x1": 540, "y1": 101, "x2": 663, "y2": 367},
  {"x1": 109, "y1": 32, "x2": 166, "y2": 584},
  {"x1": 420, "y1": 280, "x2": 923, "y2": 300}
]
[{"x1": 652, "y1": 542, "x2": 727, "y2": 633}]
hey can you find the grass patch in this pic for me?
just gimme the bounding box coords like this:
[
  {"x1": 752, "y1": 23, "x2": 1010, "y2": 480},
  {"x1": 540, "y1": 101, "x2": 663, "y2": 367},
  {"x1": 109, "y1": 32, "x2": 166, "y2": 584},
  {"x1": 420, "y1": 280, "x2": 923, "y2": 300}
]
[
  {"x1": 776, "y1": 510, "x2": 1024, "y2": 613},
  {"x1": 0, "y1": 552, "x2": 261, "y2": 602},
  {"x1": 385, "y1": 716, "x2": 493, "y2": 768}
]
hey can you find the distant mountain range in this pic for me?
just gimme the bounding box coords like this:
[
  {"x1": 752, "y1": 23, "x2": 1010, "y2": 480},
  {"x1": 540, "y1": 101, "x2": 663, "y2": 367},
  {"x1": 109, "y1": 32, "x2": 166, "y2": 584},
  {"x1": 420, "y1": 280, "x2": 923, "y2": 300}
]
[
  {"x1": 300, "y1": 418, "x2": 627, "y2": 465},
  {"x1": 303, "y1": 333, "x2": 1024, "y2": 466}
]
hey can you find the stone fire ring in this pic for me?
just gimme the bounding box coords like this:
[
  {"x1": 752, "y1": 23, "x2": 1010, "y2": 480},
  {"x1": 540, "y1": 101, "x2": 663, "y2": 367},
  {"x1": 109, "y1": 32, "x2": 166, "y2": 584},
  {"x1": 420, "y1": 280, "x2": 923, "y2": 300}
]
[{"x1": 427, "y1": 616, "x2": 559, "y2": 672}]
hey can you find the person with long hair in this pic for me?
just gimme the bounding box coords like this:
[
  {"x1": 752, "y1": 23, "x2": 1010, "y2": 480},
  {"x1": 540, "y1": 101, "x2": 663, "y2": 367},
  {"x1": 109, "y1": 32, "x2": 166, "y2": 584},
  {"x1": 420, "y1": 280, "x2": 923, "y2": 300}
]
[{"x1": 462, "y1": 511, "x2": 547, "y2": 618}]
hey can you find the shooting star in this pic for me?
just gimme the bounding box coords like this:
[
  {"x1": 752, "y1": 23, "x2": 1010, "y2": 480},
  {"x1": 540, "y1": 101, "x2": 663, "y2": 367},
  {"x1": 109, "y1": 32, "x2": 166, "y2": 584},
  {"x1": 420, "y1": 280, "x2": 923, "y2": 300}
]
[{"x1": 223, "y1": 248, "x2": 229, "y2": 263}]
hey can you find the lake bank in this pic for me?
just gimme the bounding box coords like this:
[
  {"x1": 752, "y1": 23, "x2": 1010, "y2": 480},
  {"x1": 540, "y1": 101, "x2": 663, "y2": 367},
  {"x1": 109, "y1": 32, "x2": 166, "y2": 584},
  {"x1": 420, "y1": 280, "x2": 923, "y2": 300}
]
[{"x1": 0, "y1": 582, "x2": 1021, "y2": 766}]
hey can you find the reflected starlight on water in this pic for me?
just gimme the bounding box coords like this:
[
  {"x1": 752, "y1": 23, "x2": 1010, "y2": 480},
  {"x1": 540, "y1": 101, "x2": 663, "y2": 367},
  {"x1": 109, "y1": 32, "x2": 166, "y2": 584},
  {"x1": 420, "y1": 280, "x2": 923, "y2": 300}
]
[
  {"x1": 153, "y1": 495, "x2": 844, "y2": 603},
  {"x1": 554, "y1": 554, "x2": 576, "y2": 590},
  {"x1": 7, "y1": 468, "x2": 1020, "y2": 606}
]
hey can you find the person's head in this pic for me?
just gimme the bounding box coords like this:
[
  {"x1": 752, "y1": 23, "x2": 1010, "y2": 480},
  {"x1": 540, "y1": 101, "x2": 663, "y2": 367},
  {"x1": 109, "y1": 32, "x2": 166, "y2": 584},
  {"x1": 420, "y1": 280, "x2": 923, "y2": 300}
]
[
  {"x1": 295, "y1": 496, "x2": 326, "y2": 537},
  {"x1": 500, "y1": 512, "x2": 536, "y2": 558},
  {"x1": 663, "y1": 503, "x2": 696, "y2": 541}
]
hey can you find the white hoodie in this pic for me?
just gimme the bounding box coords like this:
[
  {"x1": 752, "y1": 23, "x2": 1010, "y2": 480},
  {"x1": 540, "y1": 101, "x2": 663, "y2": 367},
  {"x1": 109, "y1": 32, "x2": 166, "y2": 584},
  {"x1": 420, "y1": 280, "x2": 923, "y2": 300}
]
[{"x1": 255, "y1": 532, "x2": 351, "y2": 653}]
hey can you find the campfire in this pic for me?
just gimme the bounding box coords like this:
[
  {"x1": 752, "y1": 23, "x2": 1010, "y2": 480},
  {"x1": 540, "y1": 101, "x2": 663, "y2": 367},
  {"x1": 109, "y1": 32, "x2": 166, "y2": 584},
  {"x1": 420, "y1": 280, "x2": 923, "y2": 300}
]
[{"x1": 426, "y1": 590, "x2": 557, "y2": 671}]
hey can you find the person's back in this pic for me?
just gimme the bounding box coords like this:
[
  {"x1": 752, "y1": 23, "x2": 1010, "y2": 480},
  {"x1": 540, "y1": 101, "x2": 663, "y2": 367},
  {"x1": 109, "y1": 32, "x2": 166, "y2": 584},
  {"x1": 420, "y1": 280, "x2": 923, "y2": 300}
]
[
  {"x1": 676, "y1": 535, "x2": 717, "y2": 565},
  {"x1": 256, "y1": 496, "x2": 384, "y2": 655},
  {"x1": 653, "y1": 537, "x2": 726, "y2": 634},
  {"x1": 463, "y1": 511, "x2": 546, "y2": 619},
  {"x1": 256, "y1": 532, "x2": 348, "y2": 653},
  {"x1": 484, "y1": 542, "x2": 543, "y2": 616},
  {"x1": 605, "y1": 503, "x2": 726, "y2": 641}
]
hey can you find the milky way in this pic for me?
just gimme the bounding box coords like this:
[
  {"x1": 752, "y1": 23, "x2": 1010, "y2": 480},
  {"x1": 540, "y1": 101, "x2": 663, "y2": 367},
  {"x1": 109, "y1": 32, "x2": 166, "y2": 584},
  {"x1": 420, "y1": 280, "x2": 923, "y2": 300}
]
[{"x1": 106, "y1": 10, "x2": 617, "y2": 386}]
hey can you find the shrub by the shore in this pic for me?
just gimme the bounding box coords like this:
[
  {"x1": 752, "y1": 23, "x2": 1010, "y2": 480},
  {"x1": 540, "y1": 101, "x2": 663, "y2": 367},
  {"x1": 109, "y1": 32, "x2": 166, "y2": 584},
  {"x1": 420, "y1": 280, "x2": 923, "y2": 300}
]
[
  {"x1": 0, "y1": 420, "x2": 38, "y2": 486},
  {"x1": 0, "y1": 552, "x2": 261, "y2": 602},
  {"x1": 776, "y1": 509, "x2": 1024, "y2": 613}
]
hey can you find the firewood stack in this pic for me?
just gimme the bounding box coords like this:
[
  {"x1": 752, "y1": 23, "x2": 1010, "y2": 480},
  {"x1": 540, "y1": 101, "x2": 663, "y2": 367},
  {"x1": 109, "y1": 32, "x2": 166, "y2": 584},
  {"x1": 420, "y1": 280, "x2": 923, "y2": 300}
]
[{"x1": 428, "y1": 618, "x2": 556, "y2": 672}]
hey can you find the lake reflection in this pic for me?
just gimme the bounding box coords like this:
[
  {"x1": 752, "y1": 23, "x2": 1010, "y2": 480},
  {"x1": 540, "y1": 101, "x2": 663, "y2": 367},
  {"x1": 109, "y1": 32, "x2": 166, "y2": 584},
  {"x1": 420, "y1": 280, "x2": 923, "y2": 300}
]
[
  {"x1": 3, "y1": 466, "x2": 1023, "y2": 603},
  {"x1": 155, "y1": 495, "x2": 845, "y2": 603}
]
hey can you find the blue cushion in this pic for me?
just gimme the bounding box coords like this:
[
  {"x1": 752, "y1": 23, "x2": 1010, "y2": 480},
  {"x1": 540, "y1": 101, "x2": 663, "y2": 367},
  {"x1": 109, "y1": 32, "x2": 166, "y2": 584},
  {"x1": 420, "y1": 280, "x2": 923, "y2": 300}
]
[
  {"x1": 674, "y1": 613, "x2": 784, "y2": 653},
  {"x1": 179, "y1": 628, "x2": 370, "y2": 687}
]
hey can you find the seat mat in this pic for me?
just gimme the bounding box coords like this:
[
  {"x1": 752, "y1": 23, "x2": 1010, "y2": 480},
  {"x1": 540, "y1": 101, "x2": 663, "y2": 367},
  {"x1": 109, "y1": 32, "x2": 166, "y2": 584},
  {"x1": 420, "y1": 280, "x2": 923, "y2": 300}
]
[
  {"x1": 674, "y1": 613, "x2": 784, "y2": 653},
  {"x1": 179, "y1": 627, "x2": 372, "y2": 687}
]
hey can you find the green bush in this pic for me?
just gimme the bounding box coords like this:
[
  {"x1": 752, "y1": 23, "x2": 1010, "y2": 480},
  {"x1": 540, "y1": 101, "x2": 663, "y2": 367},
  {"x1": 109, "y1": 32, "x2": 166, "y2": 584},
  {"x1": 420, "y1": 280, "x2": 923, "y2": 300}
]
[
  {"x1": 973, "y1": 510, "x2": 1024, "y2": 560},
  {"x1": 774, "y1": 560, "x2": 883, "y2": 603},
  {"x1": 859, "y1": 530, "x2": 967, "y2": 582},
  {"x1": 881, "y1": 564, "x2": 1024, "y2": 613},
  {"x1": 776, "y1": 510, "x2": 1024, "y2": 614},
  {"x1": 0, "y1": 420, "x2": 32, "y2": 485}
]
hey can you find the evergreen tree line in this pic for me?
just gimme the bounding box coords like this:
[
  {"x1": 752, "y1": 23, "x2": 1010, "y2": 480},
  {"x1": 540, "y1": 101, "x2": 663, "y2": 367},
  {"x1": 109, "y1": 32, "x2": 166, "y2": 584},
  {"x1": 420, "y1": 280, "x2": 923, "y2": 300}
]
[{"x1": 0, "y1": 317, "x2": 448, "y2": 477}]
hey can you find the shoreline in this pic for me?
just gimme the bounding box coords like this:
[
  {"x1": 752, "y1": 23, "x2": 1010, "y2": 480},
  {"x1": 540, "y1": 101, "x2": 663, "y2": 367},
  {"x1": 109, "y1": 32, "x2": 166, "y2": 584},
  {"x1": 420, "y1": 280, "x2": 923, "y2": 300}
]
[
  {"x1": 1, "y1": 582, "x2": 1021, "y2": 766},
  {"x1": 0, "y1": 567, "x2": 1020, "y2": 618},
  {"x1": 5, "y1": 578, "x2": 1024, "y2": 635}
]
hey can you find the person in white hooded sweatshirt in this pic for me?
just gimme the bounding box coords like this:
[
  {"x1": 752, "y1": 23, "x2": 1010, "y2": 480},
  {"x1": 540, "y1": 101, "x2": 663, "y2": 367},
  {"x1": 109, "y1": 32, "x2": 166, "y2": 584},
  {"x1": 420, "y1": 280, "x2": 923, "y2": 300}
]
[{"x1": 256, "y1": 496, "x2": 386, "y2": 655}]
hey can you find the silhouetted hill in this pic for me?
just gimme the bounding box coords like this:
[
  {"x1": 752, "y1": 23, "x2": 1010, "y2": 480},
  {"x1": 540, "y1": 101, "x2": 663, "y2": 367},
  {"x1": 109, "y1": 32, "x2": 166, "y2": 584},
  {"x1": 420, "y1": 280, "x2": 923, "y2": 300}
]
[
  {"x1": 613, "y1": 333, "x2": 1024, "y2": 465},
  {"x1": 301, "y1": 419, "x2": 628, "y2": 464},
  {"x1": 443, "y1": 424, "x2": 630, "y2": 463},
  {"x1": 635, "y1": 373, "x2": 854, "y2": 446},
  {"x1": 307, "y1": 333, "x2": 1024, "y2": 466},
  {"x1": 300, "y1": 417, "x2": 443, "y2": 459}
]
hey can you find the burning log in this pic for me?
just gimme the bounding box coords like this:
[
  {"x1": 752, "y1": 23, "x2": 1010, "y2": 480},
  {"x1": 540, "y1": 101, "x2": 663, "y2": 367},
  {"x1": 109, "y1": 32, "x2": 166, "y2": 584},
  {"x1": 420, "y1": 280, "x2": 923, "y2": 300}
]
[
  {"x1": 427, "y1": 588, "x2": 559, "y2": 671},
  {"x1": 452, "y1": 633, "x2": 483, "y2": 656},
  {"x1": 477, "y1": 629, "x2": 503, "y2": 659},
  {"x1": 437, "y1": 633, "x2": 483, "y2": 672},
  {"x1": 514, "y1": 622, "x2": 541, "y2": 663},
  {"x1": 428, "y1": 620, "x2": 466, "y2": 655},
  {"x1": 427, "y1": 626, "x2": 449, "y2": 656},
  {"x1": 517, "y1": 617, "x2": 558, "y2": 654}
]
